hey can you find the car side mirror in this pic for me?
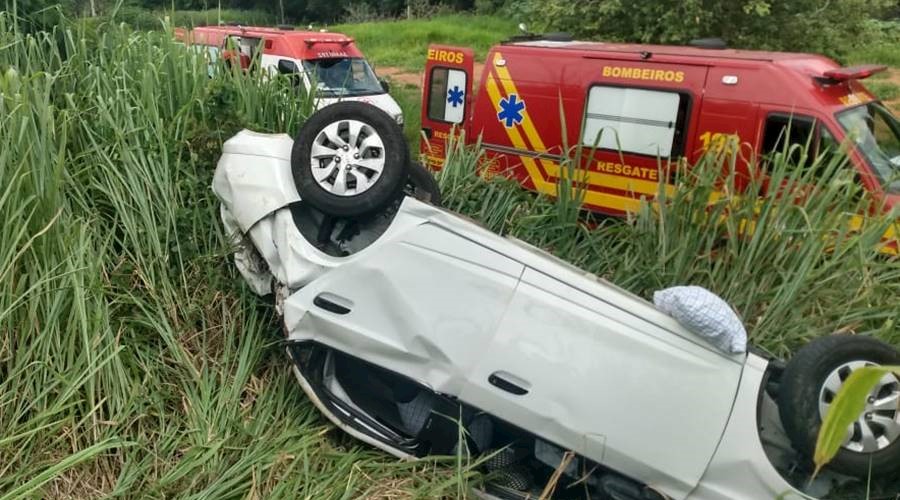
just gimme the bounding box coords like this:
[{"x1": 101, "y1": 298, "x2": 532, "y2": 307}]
[
  {"x1": 278, "y1": 59, "x2": 298, "y2": 74},
  {"x1": 379, "y1": 78, "x2": 390, "y2": 93}
]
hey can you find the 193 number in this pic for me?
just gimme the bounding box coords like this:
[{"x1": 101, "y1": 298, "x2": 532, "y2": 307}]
[{"x1": 698, "y1": 131, "x2": 740, "y2": 152}]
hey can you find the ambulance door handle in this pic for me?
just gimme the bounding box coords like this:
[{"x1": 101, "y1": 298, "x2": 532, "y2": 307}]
[{"x1": 422, "y1": 127, "x2": 433, "y2": 139}]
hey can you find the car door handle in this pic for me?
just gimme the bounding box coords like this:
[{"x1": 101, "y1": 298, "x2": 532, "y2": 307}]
[
  {"x1": 313, "y1": 293, "x2": 353, "y2": 315},
  {"x1": 488, "y1": 371, "x2": 530, "y2": 396}
]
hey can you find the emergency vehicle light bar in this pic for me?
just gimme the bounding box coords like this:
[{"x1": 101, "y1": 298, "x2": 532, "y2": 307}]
[
  {"x1": 304, "y1": 38, "x2": 354, "y2": 46},
  {"x1": 822, "y1": 64, "x2": 886, "y2": 81}
]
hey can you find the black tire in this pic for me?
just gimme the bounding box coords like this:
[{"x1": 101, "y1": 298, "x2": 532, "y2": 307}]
[
  {"x1": 404, "y1": 161, "x2": 442, "y2": 207},
  {"x1": 778, "y1": 334, "x2": 900, "y2": 477},
  {"x1": 291, "y1": 102, "x2": 409, "y2": 218}
]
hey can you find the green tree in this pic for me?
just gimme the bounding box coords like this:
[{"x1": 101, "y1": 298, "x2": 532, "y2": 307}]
[
  {"x1": 7, "y1": 0, "x2": 74, "y2": 30},
  {"x1": 514, "y1": 0, "x2": 894, "y2": 57}
]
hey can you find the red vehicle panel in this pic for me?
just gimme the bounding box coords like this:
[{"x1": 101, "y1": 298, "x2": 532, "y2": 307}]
[
  {"x1": 176, "y1": 25, "x2": 364, "y2": 61},
  {"x1": 420, "y1": 38, "x2": 899, "y2": 250}
]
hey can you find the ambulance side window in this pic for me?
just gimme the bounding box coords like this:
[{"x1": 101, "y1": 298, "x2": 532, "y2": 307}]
[
  {"x1": 581, "y1": 86, "x2": 690, "y2": 158},
  {"x1": 817, "y1": 126, "x2": 841, "y2": 167},
  {"x1": 762, "y1": 114, "x2": 815, "y2": 155},
  {"x1": 761, "y1": 114, "x2": 816, "y2": 163},
  {"x1": 226, "y1": 35, "x2": 261, "y2": 62},
  {"x1": 277, "y1": 59, "x2": 298, "y2": 74},
  {"x1": 277, "y1": 59, "x2": 302, "y2": 87},
  {"x1": 427, "y1": 67, "x2": 467, "y2": 124},
  {"x1": 762, "y1": 114, "x2": 847, "y2": 180},
  {"x1": 225, "y1": 36, "x2": 241, "y2": 51}
]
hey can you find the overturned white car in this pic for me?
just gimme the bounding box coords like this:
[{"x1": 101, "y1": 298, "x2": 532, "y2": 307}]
[{"x1": 213, "y1": 102, "x2": 900, "y2": 500}]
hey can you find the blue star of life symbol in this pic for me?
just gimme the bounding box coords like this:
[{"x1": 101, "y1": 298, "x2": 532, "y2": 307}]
[
  {"x1": 497, "y1": 93, "x2": 525, "y2": 128},
  {"x1": 447, "y1": 85, "x2": 464, "y2": 107}
]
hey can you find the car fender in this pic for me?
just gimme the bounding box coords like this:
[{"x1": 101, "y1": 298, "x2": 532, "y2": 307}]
[
  {"x1": 689, "y1": 354, "x2": 811, "y2": 500},
  {"x1": 212, "y1": 130, "x2": 299, "y2": 232}
]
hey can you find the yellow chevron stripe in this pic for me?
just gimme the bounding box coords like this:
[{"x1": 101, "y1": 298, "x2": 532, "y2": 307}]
[
  {"x1": 485, "y1": 70, "x2": 644, "y2": 212},
  {"x1": 493, "y1": 52, "x2": 549, "y2": 154},
  {"x1": 491, "y1": 52, "x2": 673, "y2": 200},
  {"x1": 484, "y1": 72, "x2": 554, "y2": 196},
  {"x1": 585, "y1": 172, "x2": 674, "y2": 197}
]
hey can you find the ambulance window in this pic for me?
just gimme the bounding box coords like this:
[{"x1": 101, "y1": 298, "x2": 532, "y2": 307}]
[
  {"x1": 582, "y1": 86, "x2": 690, "y2": 158},
  {"x1": 427, "y1": 67, "x2": 467, "y2": 124},
  {"x1": 277, "y1": 59, "x2": 302, "y2": 88},
  {"x1": 817, "y1": 126, "x2": 840, "y2": 165},
  {"x1": 226, "y1": 35, "x2": 261, "y2": 59},
  {"x1": 761, "y1": 114, "x2": 816, "y2": 165},
  {"x1": 350, "y1": 59, "x2": 369, "y2": 82},
  {"x1": 277, "y1": 59, "x2": 299, "y2": 74}
]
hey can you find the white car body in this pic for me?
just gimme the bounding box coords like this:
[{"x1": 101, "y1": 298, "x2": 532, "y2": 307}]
[{"x1": 212, "y1": 130, "x2": 816, "y2": 500}]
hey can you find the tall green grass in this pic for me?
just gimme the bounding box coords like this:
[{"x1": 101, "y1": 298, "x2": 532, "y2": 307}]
[
  {"x1": 865, "y1": 77, "x2": 900, "y2": 102},
  {"x1": 0, "y1": 12, "x2": 475, "y2": 498},
  {"x1": 844, "y1": 20, "x2": 900, "y2": 67},
  {"x1": 332, "y1": 14, "x2": 519, "y2": 72},
  {"x1": 1, "y1": 8, "x2": 898, "y2": 499}
]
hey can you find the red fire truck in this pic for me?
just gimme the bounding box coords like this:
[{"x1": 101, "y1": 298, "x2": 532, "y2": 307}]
[
  {"x1": 176, "y1": 25, "x2": 404, "y2": 125},
  {"x1": 419, "y1": 37, "x2": 899, "y2": 244}
]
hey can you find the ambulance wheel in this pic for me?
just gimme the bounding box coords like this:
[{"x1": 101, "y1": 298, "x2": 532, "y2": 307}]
[
  {"x1": 778, "y1": 334, "x2": 900, "y2": 477},
  {"x1": 291, "y1": 102, "x2": 409, "y2": 218},
  {"x1": 404, "y1": 162, "x2": 442, "y2": 207}
]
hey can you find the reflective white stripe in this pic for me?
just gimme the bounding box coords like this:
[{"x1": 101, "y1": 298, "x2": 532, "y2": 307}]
[{"x1": 444, "y1": 69, "x2": 467, "y2": 124}]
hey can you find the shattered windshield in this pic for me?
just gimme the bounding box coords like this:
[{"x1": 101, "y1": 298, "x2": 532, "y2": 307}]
[
  {"x1": 836, "y1": 102, "x2": 900, "y2": 194},
  {"x1": 302, "y1": 57, "x2": 383, "y2": 97}
]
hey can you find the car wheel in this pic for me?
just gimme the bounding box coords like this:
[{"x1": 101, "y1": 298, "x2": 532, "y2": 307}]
[
  {"x1": 404, "y1": 161, "x2": 442, "y2": 207},
  {"x1": 778, "y1": 334, "x2": 900, "y2": 477},
  {"x1": 291, "y1": 102, "x2": 409, "y2": 218}
]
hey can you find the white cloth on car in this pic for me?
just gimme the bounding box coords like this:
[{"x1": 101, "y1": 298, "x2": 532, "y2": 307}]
[{"x1": 653, "y1": 286, "x2": 747, "y2": 354}]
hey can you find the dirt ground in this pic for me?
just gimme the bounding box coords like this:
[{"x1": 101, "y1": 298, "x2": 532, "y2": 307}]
[
  {"x1": 379, "y1": 62, "x2": 485, "y2": 89},
  {"x1": 378, "y1": 66, "x2": 422, "y2": 87}
]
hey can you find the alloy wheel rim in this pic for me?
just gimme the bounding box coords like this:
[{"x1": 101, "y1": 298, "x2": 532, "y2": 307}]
[
  {"x1": 309, "y1": 119, "x2": 385, "y2": 196},
  {"x1": 818, "y1": 360, "x2": 900, "y2": 453}
]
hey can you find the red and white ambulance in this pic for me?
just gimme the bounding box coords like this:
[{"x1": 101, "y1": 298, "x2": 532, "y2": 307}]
[
  {"x1": 176, "y1": 25, "x2": 404, "y2": 126},
  {"x1": 419, "y1": 37, "x2": 899, "y2": 248}
]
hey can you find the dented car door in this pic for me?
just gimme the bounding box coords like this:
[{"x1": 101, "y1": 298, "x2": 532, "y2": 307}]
[
  {"x1": 461, "y1": 267, "x2": 745, "y2": 499},
  {"x1": 282, "y1": 221, "x2": 524, "y2": 397}
]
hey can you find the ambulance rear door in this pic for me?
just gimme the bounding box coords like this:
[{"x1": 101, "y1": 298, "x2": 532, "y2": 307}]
[{"x1": 420, "y1": 45, "x2": 475, "y2": 170}]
